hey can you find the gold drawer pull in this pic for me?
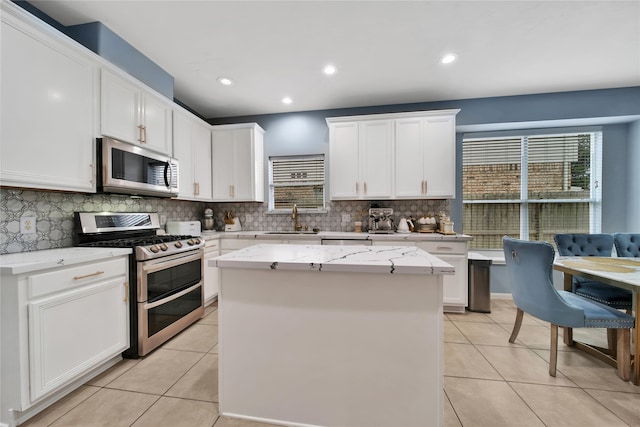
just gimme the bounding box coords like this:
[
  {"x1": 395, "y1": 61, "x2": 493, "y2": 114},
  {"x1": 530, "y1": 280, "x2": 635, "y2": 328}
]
[
  {"x1": 124, "y1": 281, "x2": 129, "y2": 303},
  {"x1": 436, "y1": 246, "x2": 453, "y2": 251},
  {"x1": 73, "y1": 271, "x2": 104, "y2": 280}
]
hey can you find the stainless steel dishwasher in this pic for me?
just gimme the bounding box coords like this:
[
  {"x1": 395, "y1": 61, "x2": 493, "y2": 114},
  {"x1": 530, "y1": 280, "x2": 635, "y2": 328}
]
[{"x1": 321, "y1": 239, "x2": 372, "y2": 246}]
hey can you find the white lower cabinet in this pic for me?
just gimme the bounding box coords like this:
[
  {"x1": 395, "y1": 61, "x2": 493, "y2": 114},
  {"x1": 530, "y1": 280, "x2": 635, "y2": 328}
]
[
  {"x1": 204, "y1": 238, "x2": 220, "y2": 305},
  {"x1": 372, "y1": 239, "x2": 468, "y2": 312},
  {"x1": 28, "y1": 277, "x2": 128, "y2": 402},
  {"x1": 1, "y1": 253, "x2": 129, "y2": 427},
  {"x1": 416, "y1": 241, "x2": 468, "y2": 312}
]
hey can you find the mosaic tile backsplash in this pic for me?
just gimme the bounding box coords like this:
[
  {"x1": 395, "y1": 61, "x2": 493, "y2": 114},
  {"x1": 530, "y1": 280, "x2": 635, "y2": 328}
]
[{"x1": 0, "y1": 188, "x2": 450, "y2": 254}]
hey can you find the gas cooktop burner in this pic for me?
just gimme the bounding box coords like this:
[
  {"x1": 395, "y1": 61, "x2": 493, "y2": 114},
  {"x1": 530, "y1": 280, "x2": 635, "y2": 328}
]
[{"x1": 78, "y1": 235, "x2": 194, "y2": 248}]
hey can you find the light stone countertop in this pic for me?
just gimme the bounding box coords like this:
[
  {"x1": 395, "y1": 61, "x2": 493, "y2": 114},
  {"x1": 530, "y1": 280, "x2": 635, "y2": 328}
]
[
  {"x1": 211, "y1": 243, "x2": 455, "y2": 275},
  {"x1": 200, "y1": 230, "x2": 472, "y2": 242},
  {"x1": 0, "y1": 247, "x2": 132, "y2": 275}
]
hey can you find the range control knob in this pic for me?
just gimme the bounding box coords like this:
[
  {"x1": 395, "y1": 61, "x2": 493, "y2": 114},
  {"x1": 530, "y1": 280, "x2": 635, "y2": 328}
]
[
  {"x1": 187, "y1": 239, "x2": 195, "y2": 246},
  {"x1": 159, "y1": 243, "x2": 168, "y2": 251},
  {"x1": 149, "y1": 245, "x2": 160, "y2": 253},
  {"x1": 174, "y1": 241, "x2": 183, "y2": 248},
  {"x1": 193, "y1": 238, "x2": 201, "y2": 245}
]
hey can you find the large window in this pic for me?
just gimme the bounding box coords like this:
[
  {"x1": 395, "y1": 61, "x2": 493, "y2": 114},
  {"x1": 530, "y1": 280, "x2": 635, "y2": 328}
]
[
  {"x1": 269, "y1": 155, "x2": 325, "y2": 212},
  {"x1": 462, "y1": 131, "x2": 602, "y2": 249}
]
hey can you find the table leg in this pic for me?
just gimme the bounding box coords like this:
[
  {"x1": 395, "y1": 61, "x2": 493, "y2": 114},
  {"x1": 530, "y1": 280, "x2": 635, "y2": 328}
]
[
  {"x1": 634, "y1": 291, "x2": 639, "y2": 385},
  {"x1": 563, "y1": 272, "x2": 574, "y2": 346}
]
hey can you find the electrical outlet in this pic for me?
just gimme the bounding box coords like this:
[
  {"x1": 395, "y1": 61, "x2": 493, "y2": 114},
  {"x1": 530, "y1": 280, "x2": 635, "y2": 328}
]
[
  {"x1": 20, "y1": 216, "x2": 36, "y2": 234},
  {"x1": 341, "y1": 213, "x2": 351, "y2": 223},
  {"x1": 160, "y1": 214, "x2": 167, "y2": 224}
]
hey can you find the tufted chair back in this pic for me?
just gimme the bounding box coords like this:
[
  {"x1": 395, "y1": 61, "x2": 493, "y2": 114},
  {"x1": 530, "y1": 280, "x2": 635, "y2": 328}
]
[
  {"x1": 613, "y1": 233, "x2": 640, "y2": 257},
  {"x1": 553, "y1": 233, "x2": 631, "y2": 311},
  {"x1": 554, "y1": 233, "x2": 614, "y2": 257}
]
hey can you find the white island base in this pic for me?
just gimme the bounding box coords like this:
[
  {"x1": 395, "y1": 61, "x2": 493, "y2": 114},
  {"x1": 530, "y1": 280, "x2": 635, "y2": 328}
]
[{"x1": 213, "y1": 244, "x2": 451, "y2": 427}]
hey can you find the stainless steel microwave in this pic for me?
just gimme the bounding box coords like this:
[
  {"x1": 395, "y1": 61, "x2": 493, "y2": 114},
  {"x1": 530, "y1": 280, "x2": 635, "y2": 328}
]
[{"x1": 97, "y1": 137, "x2": 179, "y2": 198}]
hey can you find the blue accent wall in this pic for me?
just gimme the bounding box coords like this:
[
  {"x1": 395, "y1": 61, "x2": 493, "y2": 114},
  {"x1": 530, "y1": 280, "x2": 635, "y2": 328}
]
[{"x1": 209, "y1": 87, "x2": 640, "y2": 234}]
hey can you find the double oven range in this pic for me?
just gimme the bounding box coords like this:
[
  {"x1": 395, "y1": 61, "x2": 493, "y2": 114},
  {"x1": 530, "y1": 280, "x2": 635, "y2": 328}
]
[{"x1": 74, "y1": 212, "x2": 205, "y2": 358}]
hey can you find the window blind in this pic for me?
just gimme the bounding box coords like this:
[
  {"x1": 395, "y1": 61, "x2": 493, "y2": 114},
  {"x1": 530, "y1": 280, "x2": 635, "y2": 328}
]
[
  {"x1": 269, "y1": 155, "x2": 325, "y2": 210},
  {"x1": 462, "y1": 132, "x2": 601, "y2": 249}
]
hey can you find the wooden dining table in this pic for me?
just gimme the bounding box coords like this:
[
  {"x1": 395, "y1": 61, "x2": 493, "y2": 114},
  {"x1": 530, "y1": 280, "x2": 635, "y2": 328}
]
[{"x1": 554, "y1": 256, "x2": 640, "y2": 385}]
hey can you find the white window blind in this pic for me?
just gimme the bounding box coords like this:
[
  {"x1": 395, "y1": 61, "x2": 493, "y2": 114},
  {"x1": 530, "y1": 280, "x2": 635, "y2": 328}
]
[
  {"x1": 462, "y1": 132, "x2": 601, "y2": 249},
  {"x1": 269, "y1": 155, "x2": 325, "y2": 210}
]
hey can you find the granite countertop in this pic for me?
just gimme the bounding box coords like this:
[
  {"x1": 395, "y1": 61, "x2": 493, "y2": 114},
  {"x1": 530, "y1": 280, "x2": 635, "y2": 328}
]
[
  {"x1": 211, "y1": 243, "x2": 455, "y2": 275},
  {"x1": 201, "y1": 230, "x2": 472, "y2": 242},
  {"x1": 0, "y1": 247, "x2": 132, "y2": 275}
]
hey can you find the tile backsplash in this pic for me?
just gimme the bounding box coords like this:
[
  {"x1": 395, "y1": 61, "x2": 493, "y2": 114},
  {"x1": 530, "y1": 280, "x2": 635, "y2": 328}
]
[{"x1": 0, "y1": 188, "x2": 450, "y2": 254}]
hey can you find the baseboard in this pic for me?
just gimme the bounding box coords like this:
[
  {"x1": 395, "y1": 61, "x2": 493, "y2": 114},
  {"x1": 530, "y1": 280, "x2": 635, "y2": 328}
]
[{"x1": 490, "y1": 292, "x2": 512, "y2": 299}]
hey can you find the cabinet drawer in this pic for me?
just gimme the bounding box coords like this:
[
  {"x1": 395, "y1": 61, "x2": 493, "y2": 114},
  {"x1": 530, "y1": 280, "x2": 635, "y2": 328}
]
[
  {"x1": 205, "y1": 239, "x2": 220, "y2": 250},
  {"x1": 221, "y1": 238, "x2": 257, "y2": 251},
  {"x1": 417, "y1": 241, "x2": 467, "y2": 255},
  {"x1": 28, "y1": 257, "x2": 128, "y2": 299}
]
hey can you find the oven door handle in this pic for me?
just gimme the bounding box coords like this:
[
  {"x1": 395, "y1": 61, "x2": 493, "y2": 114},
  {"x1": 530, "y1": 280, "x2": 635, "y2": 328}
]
[{"x1": 143, "y1": 282, "x2": 202, "y2": 310}]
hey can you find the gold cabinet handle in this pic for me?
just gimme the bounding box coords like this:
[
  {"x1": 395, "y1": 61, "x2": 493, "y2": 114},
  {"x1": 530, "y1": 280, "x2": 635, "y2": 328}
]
[
  {"x1": 424, "y1": 180, "x2": 428, "y2": 194},
  {"x1": 73, "y1": 271, "x2": 104, "y2": 281},
  {"x1": 124, "y1": 281, "x2": 129, "y2": 303},
  {"x1": 138, "y1": 124, "x2": 144, "y2": 143},
  {"x1": 142, "y1": 125, "x2": 147, "y2": 144},
  {"x1": 90, "y1": 163, "x2": 95, "y2": 185},
  {"x1": 194, "y1": 182, "x2": 199, "y2": 196},
  {"x1": 421, "y1": 180, "x2": 425, "y2": 194},
  {"x1": 436, "y1": 246, "x2": 453, "y2": 251},
  {"x1": 355, "y1": 182, "x2": 359, "y2": 195},
  {"x1": 364, "y1": 182, "x2": 367, "y2": 195}
]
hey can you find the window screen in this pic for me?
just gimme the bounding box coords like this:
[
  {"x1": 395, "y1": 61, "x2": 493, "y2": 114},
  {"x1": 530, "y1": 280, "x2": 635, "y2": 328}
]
[{"x1": 269, "y1": 155, "x2": 325, "y2": 211}]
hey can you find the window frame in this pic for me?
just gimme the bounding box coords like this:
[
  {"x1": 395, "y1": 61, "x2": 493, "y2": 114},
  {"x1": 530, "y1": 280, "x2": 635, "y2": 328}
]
[{"x1": 462, "y1": 129, "x2": 602, "y2": 250}]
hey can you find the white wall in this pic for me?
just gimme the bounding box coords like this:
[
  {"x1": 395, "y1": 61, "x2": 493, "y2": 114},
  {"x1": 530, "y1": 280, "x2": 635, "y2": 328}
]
[{"x1": 627, "y1": 119, "x2": 640, "y2": 231}]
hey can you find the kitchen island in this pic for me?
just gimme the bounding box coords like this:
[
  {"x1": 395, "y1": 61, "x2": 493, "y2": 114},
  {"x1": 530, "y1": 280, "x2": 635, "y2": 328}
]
[{"x1": 210, "y1": 244, "x2": 454, "y2": 427}]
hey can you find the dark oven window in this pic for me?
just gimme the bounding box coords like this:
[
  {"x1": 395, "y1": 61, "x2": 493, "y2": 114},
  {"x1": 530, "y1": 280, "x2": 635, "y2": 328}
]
[
  {"x1": 147, "y1": 258, "x2": 202, "y2": 302},
  {"x1": 147, "y1": 285, "x2": 202, "y2": 337}
]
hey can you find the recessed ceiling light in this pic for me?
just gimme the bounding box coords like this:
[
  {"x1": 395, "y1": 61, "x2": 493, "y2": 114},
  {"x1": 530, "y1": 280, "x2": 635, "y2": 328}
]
[
  {"x1": 217, "y1": 77, "x2": 234, "y2": 86},
  {"x1": 323, "y1": 64, "x2": 337, "y2": 75},
  {"x1": 441, "y1": 54, "x2": 457, "y2": 64},
  {"x1": 282, "y1": 97, "x2": 293, "y2": 104}
]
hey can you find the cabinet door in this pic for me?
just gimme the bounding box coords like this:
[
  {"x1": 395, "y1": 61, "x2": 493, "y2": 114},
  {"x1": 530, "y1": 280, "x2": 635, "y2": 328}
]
[
  {"x1": 1, "y1": 16, "x2": 96, "y2": 192},
  {"x1": 28, "y1": 276, "x2": 129, "y2": 402},
  {"x1": 423, "y1": 116, "x2": 455, "y2": 198},
  {"x1": 192, "y1": 122, "x2": 212, "y2": 200},
  {"x1": 142, "y1": 93, "x2": 173, "y2": 155},
  {"x1": 394, "y1": 118, "x2": 425, "y2": 198},
  {"x1": 173, "y1": 112, "x2": 194, "y2": 200},
  {"x1": 204, "y1": 241, "x2": 220, "y2": 305},
  {"x1": 329, "y1": 122, "x2": 359, "y2": 199},
  {"x1": 231, "y1": 128, "x2": 256, "y2": 201},
  {"x1": 436, "y1": 254, "x2": 467, "y2": 309},
  {"x1": 359, "y1": 121, "x2": 393, "y2": 199},
  {"x1": 212, "y1": 129, "x2": 235, "y2": 200},
  {"x1": 101, "y1": 70, "x2": 140, "y2": 144}
]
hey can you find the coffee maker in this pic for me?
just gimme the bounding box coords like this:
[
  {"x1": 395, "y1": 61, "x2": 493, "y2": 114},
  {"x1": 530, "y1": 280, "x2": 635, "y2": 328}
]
[{"x1": 368, "y1": 208, "x2": 395, "y2": 233}]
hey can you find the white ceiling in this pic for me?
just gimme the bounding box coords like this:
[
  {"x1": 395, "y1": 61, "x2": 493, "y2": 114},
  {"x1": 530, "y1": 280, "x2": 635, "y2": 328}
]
[{"x1": 28, "y1": 0, "x2": 640, "y2": 119}]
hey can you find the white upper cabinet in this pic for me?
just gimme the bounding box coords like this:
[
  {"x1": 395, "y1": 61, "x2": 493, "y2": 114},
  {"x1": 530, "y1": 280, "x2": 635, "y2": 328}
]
[
  {"x1": 101, "y1": 69, "x2": 173, "y2": 155},
  {"x1": 0, "y1": 3, "x2": 97, "y2": 193},
  {"x1": 395, "y1": 112, "x2": 458, "y2": 198},
  {"x1": 211, "y1": 123, "x2": 265, "y2": 202},
  {"x1": 327, "y1": 119, "x2": 393, "y2": 200},
  {"x1": 328, "y1": 110, "x2": 459, "y2": 200},
  {"x1": 174, "y1": 110, "x2": 213, "y2": 201}
]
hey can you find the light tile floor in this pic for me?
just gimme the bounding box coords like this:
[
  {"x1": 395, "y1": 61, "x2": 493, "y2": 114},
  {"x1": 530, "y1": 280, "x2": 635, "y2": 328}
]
[{"x1": 21, "y1": 298, "x2": 640, "y2": 427}]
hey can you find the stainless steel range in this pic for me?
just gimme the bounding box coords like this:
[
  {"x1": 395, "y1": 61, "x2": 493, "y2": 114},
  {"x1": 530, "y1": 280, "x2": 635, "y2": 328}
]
[{"x1": 73, "y1": 212, "x2": 205, "y2": 358}]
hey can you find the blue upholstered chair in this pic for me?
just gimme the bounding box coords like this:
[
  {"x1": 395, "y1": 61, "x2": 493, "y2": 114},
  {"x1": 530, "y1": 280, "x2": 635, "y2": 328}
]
[
  {"x1": 614, "y1": 233, "x2": 640, "y2": 258},
  {"x1": 503, "y1": 236, "x2": 633, "y2": 380},
  {"x1": 554, "y1": 234, "x2": 632, "y2": 311}
]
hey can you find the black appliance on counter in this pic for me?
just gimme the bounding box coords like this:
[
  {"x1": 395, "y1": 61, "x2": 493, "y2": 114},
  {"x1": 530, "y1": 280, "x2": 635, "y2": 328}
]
[{"x1": 73, "y1": 212, "x2": 205, "y2": 358}]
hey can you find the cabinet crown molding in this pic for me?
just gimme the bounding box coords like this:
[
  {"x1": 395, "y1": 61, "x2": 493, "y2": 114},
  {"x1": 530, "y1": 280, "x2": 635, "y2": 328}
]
[{"x1": 325, "y1": 109, "x2": 460, "y2": 124}]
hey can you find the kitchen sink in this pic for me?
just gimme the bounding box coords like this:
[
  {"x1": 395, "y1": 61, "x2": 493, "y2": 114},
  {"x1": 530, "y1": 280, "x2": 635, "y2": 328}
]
[{"x1": 264, "y1": 231, "x2": 319, "y2": 235}]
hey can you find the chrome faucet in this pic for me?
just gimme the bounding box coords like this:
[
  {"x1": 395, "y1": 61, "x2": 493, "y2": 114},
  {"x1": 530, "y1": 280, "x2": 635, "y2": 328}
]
[{"x1": 292, "y1": 203, "x2": 302, "y2": 231}]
